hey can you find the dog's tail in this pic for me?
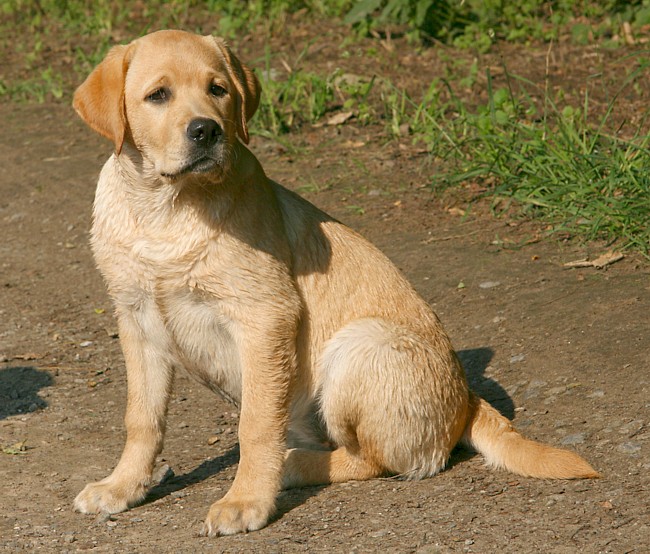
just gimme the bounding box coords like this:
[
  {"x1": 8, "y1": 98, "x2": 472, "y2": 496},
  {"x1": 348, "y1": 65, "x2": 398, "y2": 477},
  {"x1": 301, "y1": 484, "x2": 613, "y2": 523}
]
[{"x1": 462, "y1": 392, "x2": 600, "y2": 479}]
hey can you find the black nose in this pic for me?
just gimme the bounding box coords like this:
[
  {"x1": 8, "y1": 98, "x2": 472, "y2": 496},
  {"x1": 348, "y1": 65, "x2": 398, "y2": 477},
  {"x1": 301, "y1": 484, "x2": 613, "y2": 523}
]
[{"x1": 186, "y1": 118, "x2": 221, "y2": 147}]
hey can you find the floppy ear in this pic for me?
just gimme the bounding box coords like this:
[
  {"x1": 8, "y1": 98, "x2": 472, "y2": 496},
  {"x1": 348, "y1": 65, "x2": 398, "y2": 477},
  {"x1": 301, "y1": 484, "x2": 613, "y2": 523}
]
[
  {"x1": 211, "y1": 37, "x2": 261, "y2": 144},
  {"x1": 73, "y1": 44, "x2": 132, "y2": 154}
]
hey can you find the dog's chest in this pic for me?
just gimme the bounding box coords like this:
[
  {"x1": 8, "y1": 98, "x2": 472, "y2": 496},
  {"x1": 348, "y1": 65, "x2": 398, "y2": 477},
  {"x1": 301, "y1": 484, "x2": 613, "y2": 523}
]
[
  {"x1": 162, "y1": 284, "x2": 243, "y2": 405},
  {"x1": 102, "y1": 225, "x2": 244, "y2": 405}
]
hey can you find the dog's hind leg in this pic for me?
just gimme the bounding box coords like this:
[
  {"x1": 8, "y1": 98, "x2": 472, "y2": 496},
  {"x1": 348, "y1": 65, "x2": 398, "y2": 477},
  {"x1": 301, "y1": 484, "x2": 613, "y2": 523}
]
[
  {"x1": 283, "y1": 318, "x2": 469, "y2": 487},
  {"x1": 282, "y1": 446, "x2": 384, "y2": 488}
]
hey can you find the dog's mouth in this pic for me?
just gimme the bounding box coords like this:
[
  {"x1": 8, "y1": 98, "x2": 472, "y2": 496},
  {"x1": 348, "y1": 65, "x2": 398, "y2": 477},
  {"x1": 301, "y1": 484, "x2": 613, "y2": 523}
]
[{"x1": 161, "y1": 156, "x2": 220, "y2": 179}]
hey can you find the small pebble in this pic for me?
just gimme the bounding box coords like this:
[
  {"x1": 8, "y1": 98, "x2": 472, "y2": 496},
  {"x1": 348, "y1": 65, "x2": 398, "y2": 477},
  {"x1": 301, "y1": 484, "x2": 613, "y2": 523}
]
[
  {"x1": 398, "y1": 122, "x2": 412, "y2": 136},
  {"x1": 617, "y1": 442, "x2": 641, "y2": 455},
  {"x1": 560, "y1": 433, "x2": 586, "y2": 446},
  {"x1": 152, "y1": 464, "x2": 174, "y2": 485},
  {"x1": 479, "y1": 281, "x2": 501, "y2": 289},
  {"x1": 94, "y1": 512, "x2": 113, "y2": 524},
  {"x1": 619, "y1": 420, "x2": 643, "y2": 436}
]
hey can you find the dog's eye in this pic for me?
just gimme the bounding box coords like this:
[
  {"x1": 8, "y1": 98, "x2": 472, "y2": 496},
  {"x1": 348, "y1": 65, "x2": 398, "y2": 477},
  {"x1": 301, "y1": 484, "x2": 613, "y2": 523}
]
[
  {"x1": 146, "y1": 88, "x2": 169, "y2": 103},
  {"x1": 209, "y1": 84, "x2": 227, "y2": 98}
]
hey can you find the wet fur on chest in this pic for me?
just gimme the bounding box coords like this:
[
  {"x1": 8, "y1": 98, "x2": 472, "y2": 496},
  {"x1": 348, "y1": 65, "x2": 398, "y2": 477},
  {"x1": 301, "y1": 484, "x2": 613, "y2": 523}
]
[
  {"x1": 91, "y1": 159, "x2": 255, "y2": 406},
  {"x1": 159, "y1": 283, "x2": 243, "y2": 406}
]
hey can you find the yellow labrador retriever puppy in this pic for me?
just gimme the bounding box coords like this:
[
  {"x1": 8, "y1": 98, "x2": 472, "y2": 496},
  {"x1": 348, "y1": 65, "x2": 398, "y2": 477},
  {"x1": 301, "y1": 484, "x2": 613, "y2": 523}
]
[{"x1": 72, "y1": 30, "x2": 598, "y2": 536}]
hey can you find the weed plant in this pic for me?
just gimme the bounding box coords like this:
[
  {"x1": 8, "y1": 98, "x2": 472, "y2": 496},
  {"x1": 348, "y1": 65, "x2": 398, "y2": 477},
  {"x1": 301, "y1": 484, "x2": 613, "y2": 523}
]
[
  {"x1": 1, "y1": 0, "x2": 648, "y2": 253},
  {"x1": 385, "y1": 63, "x2": 650, "y2": 254},
  {"x1": 346, "y1": 0, "x2": 650, "y2": 49}
]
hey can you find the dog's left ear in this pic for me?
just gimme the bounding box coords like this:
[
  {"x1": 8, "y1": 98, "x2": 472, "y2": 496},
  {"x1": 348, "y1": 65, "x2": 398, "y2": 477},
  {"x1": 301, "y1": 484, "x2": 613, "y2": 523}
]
[{"x1": 211, "y1": 37, "x2": 261, "y2": 144}]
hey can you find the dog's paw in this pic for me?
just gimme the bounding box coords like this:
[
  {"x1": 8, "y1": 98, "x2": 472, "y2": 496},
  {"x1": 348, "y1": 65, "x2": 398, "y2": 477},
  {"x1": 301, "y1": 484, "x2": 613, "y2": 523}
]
[
  {"x1": 201, "y1": 495, "x2": 274, "y2": 536},
  {"x1": 74, "y1": 478, "x2": 147, "y2": 515}
]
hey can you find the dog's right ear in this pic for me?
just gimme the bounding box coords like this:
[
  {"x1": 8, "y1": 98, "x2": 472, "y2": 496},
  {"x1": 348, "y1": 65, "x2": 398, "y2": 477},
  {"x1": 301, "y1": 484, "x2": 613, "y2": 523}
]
[{"x1": 73, "y1": 44, "x2": 132, "y2": 154}]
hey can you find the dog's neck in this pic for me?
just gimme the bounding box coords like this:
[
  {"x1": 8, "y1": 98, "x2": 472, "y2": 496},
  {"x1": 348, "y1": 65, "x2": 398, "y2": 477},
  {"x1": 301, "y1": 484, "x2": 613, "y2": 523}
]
[{"x1": 106, "y1": 141, "x2": 263, "y2": 230}]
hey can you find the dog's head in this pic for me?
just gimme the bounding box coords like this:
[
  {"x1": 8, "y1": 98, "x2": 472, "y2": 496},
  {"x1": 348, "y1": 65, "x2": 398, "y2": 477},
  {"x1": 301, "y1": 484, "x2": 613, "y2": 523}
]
[{"x1": 73, "y1": 30, "x2": 260, "y2": 180}]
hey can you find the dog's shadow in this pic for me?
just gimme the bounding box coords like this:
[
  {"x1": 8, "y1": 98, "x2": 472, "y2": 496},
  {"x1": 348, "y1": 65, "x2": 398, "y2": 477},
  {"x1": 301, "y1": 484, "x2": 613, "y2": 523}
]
[
  {"x1": 458, "y1": 347, "x2": 514, "y2": 419},
  {"x1": 0, "y1": 366, "x2": 53, "y2": 420},
  {"x1": 448, "y1": 347, "x2": 514, "y2": 468},
  {"x1": 145, "y1": 444, "x2": 327, "y2": 520},
  {"x1": 146, "y1": 346, "x2": 514, "y2": 519},
  {"x1": 146, "y1": 445, "x2": 240, "y2": 502}
]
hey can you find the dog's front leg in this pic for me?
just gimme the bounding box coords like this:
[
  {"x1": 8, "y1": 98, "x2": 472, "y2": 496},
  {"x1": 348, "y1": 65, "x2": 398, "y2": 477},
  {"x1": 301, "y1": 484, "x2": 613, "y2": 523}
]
[
  {"x1": 74, "y1": 304, "x2": 175, "y2": 514},
  {"x1": 202, "y1": 331, "x2": 295, "y2": 536}
]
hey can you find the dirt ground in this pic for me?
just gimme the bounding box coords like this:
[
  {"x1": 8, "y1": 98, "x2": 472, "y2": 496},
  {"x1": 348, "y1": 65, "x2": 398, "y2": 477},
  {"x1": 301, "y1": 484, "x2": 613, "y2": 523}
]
[{"x1": 1, "y1": 29, "x2": 649, "y2": 553}]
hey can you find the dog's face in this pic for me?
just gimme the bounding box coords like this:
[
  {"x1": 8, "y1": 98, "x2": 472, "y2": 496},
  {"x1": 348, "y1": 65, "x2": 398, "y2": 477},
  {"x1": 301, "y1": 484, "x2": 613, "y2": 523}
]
[{"x1": 74, "y1": 30, "x2": 260, "y2": 181}]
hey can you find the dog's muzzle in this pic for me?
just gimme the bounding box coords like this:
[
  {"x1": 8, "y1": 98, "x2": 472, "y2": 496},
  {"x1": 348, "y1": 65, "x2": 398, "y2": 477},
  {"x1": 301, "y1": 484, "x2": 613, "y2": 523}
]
[{"x1": 160, "y1": 118, "x2": 225, "y2": 178}]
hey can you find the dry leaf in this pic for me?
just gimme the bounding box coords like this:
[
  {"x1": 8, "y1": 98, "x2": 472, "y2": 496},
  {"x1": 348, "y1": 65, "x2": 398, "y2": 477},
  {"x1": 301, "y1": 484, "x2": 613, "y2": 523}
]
[
  {"x1": 448, "y1": 207, "x2": 466, "y2": 217},
  {"x1": 563, "y1": 251, "x2": 624, "y2": 269},
  {"x1": 3, "y1": 440, "x2": 28, "y2": 455},
  {"x1": 14, "y1": 352, "x2": 42, "y2": 360},
  {"x1": 342, "y1": 140, "x2": 366, "y2": 148},
  {"x1": 326, "y1": 111, "x2": 354, "y2": 126},
  {"x1": 622, "y1": 21, "x2": 635, "y2": 45},
  {"x1": 591, "y1": 251, "x2": 624, "y2": 268}
]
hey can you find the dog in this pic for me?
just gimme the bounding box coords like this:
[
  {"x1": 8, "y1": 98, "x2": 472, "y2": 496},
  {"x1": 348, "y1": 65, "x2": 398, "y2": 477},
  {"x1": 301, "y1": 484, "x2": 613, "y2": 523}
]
[{"x1": 71, "y1": 30, "x2": 599, "y2": 536}]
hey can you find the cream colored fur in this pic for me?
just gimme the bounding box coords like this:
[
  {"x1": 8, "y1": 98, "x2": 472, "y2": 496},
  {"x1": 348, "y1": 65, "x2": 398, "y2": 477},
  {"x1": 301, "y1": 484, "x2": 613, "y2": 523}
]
[{"x1": 72, "y1": 30, "x2": 599, "y2": 537}]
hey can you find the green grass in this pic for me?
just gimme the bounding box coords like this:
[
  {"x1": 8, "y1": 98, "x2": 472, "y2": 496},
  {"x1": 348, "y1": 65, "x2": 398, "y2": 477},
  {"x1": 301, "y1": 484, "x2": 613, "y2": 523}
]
[
  {"x1": 253, "y1": 44, "x2": 337, "y2": 135},
  {"x1": 3, "y1": 0, "x2": 649, "y2": 102},
  {"x1": 1, "y1": 0, "x2": 649, "y2": 254},
  {"x1": 381, "y1": 60, "x2": 650, "y2": 254},
  {"x1": 0, "y1": 0, "x2": 351, "y2": 102},
  {"x1": 345, "y1": 0, "x2": 650, "y2": 50},
  {"x1": 0, "y1": 66, "x2": 64, "y2": 101}
]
